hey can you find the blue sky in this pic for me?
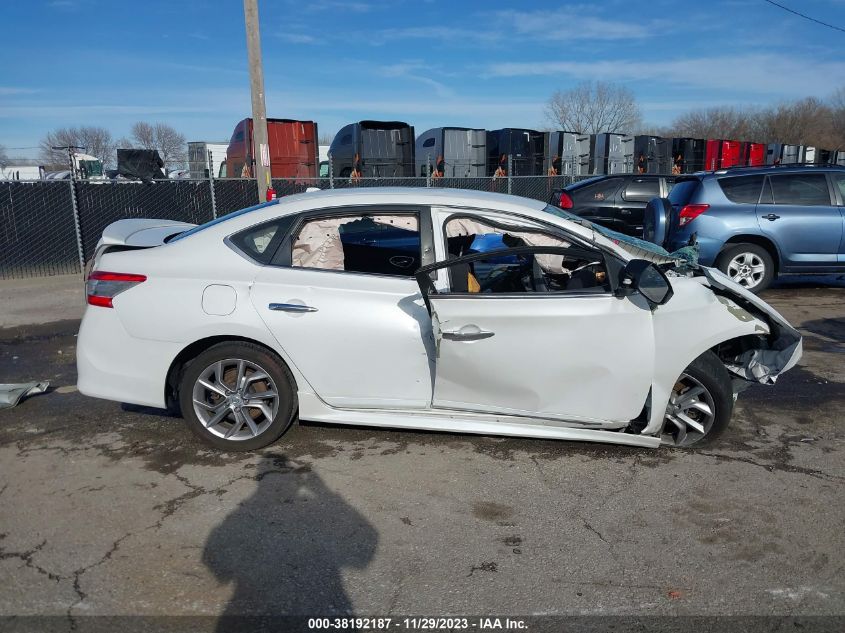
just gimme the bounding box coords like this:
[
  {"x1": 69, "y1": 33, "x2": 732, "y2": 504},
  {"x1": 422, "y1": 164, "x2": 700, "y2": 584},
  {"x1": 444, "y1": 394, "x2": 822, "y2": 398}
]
[{"x1": 2, "y1": 0, "x2": 844, "y2": 158}]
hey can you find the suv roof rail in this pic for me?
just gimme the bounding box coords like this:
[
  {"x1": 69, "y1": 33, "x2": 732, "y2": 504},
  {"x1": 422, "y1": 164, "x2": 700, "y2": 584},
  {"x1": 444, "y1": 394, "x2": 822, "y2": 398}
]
[{"x1": 713, "y1": 163, "x2": 845, "y2": 174}]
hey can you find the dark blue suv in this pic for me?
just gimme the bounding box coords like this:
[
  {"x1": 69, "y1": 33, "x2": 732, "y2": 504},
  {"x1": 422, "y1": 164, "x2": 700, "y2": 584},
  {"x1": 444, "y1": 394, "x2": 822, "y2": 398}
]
[{"x1": 664, "y1": 165, "x2": 845, "y2": 292}]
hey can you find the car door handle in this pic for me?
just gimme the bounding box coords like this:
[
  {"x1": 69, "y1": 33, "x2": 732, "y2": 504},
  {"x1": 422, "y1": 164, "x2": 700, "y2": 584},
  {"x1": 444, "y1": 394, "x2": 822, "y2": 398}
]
[
  {"x1": 269, "y1": 303, "x2": 318, "y2": 313},
  {"x1": 442, "y1": 329, "x2": 495, "y2": 341},
  {"x1": 762, "y1": 213, "x2": 780, "y2": 221}
]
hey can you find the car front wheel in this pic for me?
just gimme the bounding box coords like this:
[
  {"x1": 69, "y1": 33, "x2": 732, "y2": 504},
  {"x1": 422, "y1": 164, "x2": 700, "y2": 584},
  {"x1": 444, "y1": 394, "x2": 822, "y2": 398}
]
[
  {"x1": 716, "y1": 242, "x2": 774, "y2": 293},
  {"x1": 179, "y1": 342, "x2": 297, "y2": 451},
  {"x1": 662, "y1": 351, "x2": 733, "y2": 447}
]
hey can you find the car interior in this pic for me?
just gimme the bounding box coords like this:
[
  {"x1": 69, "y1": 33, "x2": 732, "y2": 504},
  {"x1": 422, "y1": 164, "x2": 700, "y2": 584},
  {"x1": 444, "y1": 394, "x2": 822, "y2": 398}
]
[
  {"x1": 443, "y1": 216, "x2": 609, "y2": 294},
  {"x1": 291, "y1": 213, "x2": 421, "y2": 276}
]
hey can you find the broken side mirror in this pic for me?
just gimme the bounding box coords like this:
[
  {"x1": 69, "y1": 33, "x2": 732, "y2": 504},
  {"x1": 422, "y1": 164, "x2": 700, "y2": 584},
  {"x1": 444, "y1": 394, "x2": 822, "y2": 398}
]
[{"x1": 617, "y1": 259, "x2": 673, "y2": 306}]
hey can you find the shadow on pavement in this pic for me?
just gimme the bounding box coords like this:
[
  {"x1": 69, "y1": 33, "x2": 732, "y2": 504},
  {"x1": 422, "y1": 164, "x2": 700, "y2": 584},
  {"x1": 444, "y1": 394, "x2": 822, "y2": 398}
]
[{"x1": 203, "y1": 455, "x2": 378, "y2": 627}]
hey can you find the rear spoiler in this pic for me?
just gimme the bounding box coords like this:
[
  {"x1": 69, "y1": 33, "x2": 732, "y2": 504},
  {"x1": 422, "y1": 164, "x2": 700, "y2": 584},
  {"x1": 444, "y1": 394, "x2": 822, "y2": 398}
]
[
  {"x1": 99, "y1": 219, "x2": 197, "y2": 248},
  {"x1": 89, "y1": 219, "x2": 196, "y2": 273}
]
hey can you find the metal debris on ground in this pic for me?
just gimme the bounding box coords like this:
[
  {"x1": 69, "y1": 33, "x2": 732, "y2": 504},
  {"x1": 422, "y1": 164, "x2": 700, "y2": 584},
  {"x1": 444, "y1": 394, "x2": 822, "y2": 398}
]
[{"x1": 0, "y1": 382, "x2": 50, "y2": 410}]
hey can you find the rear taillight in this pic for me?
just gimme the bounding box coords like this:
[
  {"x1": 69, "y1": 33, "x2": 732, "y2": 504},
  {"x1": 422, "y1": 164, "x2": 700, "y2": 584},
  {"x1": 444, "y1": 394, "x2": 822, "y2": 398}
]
[
  {"x1": 86, "y1": 271, "x2": 147, "y2": 308},
  {"x1": 557, "y1": 191, "x2": 574, "y2": 210},
  {"x1": 678, "y1": 204, "x2": 710, "y2": 227}
]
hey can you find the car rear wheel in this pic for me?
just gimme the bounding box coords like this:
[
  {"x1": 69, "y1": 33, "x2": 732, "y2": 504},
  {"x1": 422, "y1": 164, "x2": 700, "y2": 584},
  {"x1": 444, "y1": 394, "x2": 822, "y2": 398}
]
[
  {"x1": 661, "y1": 351, "x2": 733, "y2": 448},
  {"x1": 716, "y1": 243, "x2": 774, "y2": 293},
  {"x1": 179, "y1": 342, "x2": 297, "y2": 451}
]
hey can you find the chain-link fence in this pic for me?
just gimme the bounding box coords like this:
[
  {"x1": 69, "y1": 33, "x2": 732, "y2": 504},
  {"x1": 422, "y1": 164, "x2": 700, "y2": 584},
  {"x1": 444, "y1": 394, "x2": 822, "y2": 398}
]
[{"x1": 1, "y1": 173, "x2": 593, "y2": 280}]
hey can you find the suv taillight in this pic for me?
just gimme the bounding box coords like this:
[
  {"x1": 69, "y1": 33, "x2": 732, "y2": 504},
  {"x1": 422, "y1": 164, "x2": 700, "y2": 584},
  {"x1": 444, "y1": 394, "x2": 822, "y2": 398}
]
[
  {"x1": 86, "y1": 271, "x2": 147, "y2": 308},
  {"x1": 558, "y1": 191, "x2": 574, "y2": 210},
  {"x1": 678, "y1": 204, "x2": 710, "y2": 227}
]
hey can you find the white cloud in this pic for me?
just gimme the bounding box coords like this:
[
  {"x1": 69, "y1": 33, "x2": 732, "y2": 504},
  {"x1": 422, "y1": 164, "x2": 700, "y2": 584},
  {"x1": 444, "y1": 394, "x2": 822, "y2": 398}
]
[
  {"x1": 487, "y1": 54, "x2": 845, "y2": 97},
  {"x1": 376, "y1": 62, "x2": 454, "y2": 98},
  {"x1": 494, "y1": 8, "x2": 670, "y2": 40},
  {"x1": 277, "y1": 33, "x2": 318, "y2": 44},
  {"x1": 0, "y1": 87, "x2": 38, "y2": 96}
]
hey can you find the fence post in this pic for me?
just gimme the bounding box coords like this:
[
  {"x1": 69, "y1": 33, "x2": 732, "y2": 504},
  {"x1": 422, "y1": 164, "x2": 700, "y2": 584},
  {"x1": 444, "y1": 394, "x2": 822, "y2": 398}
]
[
  {"x1": 507, "y1": 154, "x2": 513, "y2": 195},
  {"x1": 208, "y1": 150, "x2": 218, "y2": 219},
  {"x1": 68, "y1": 174, "x2": 86, "y2": 276},
  {"x1": 328, "y1": 152, "x2": 334, "y2": 189},
  {"x1": 426, "y1": 155, "x2": 431, "y2": 187}
]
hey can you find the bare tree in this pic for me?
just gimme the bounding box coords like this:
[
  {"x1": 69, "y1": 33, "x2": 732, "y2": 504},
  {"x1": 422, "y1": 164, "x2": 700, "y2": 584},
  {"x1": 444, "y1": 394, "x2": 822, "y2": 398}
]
[
  {"x1": 39, "y1": 126, "x2": 117, "y2": 169},
  {"x1": 318, "y1": 132, "x2": 334, "y2": 145},
  {"x1": 0, "y1": 144, "x2": 8, "y2": 169},
  {"x1": 130, "y1": 122, "x2": 187, "y2": 169},
  {"x1": 753, "y1": 98, "x2": 834, "y2": 148},
  {"x1": 668, "y1": 106, "x2": 761, "y2": 141},
  {"x1": 545, "y1": 81, "x2": 642, "y2": 134},
  {"x1": 827, "y1": 87, "x2": 845, "y2": 149}
]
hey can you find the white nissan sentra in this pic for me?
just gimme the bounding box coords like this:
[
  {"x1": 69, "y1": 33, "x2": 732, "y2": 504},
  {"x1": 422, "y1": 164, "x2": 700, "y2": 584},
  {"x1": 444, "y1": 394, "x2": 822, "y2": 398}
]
[{"x1": 76, "y1": 188, "x2": 801, "y2": 451}]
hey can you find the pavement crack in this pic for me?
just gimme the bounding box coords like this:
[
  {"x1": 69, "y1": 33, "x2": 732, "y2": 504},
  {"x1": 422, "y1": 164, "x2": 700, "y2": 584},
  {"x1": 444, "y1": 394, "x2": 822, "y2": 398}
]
[
  {"x1": 0, "y1": 536, "x2": 61, "y2": 582},
  {"x1": 67, "y1": 531, "x2": 134, "y2": 629},
  {"x1": 576, "y1": 515, "x2": 610, "y2": 547}
]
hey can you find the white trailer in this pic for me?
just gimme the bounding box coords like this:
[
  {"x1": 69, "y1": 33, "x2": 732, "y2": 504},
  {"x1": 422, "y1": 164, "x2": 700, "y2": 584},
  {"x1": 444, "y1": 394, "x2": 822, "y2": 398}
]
[
  {"x1": 188, "y1": 142, "x2": 229, "y2": 179},
  {"x1": 0, "y1": 165, "x2": 45, "y2": 181}
]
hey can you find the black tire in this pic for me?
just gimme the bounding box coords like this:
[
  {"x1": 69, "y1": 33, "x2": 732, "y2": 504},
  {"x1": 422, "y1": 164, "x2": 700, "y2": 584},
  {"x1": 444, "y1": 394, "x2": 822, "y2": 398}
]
[
  {"x1": 178, "y1": 342, "x2": 297, "y2": 451},
  {"x1": 715, "y1": 242, "x2": 775, "y2": 293},
  {"x1": 663, "y1": 351, "x2": 734, "y2": 448}
]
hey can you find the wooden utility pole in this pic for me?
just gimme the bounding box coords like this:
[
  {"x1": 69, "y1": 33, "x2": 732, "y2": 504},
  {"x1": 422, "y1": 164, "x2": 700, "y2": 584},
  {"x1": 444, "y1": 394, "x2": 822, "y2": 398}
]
[{"x1": 243, "y1": 0, "x2": 270, "y2": 202}]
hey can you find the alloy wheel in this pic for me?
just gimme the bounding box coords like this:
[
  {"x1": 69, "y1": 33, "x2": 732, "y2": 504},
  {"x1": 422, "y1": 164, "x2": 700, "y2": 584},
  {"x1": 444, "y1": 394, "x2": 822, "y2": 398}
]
[
  {"x1": 662, "y1": 373, "x2": 717, "y2": 447},
  {"x1": 727, "y1": 252, "x2": 766, "y2": 290},
  {"x1": 191, "y1": 358, "x2": 279, "y2": 441}
]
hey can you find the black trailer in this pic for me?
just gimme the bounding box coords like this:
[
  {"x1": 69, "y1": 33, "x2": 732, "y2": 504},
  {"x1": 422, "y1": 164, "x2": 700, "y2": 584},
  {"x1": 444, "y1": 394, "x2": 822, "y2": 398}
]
[
  {"x1": 415, "y1": 127, "x2": 487, "y2": 177},
  {"x1": 486, "y1": 128, "x2": 545, "y2": 176},
  {"x1": 671, "y1": 138, "x2": 706, "y2": 173},
  {"x1": 329, "y1": 121, "x2": 415, "y2": 178},
  {"x1": 633, "y1": 136, "x2": 672, "y2": 174}
]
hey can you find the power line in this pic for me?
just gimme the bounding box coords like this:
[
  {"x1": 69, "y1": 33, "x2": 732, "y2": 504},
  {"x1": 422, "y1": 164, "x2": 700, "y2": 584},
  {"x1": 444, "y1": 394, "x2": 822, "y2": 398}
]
[{"x1": 763, "y1": 0, "x2": 845, "y2": 33}]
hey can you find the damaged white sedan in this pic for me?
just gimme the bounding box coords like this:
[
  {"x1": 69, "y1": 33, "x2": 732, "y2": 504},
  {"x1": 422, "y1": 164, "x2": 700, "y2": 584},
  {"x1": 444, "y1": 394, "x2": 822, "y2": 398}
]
[{"x1": 76, "y1": 188, "x2": 801, "y2": 450}]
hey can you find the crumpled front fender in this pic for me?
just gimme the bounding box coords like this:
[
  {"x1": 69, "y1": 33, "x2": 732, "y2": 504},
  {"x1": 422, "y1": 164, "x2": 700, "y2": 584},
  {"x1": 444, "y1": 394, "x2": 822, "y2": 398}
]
[{"x1": 701, "y1": 267, "x2": 802, "y2": 384}]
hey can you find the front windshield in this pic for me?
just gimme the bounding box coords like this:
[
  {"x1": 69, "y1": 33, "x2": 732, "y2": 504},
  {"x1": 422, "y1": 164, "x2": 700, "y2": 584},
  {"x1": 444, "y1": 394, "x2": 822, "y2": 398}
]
[{"x1": 79, "y1": 160, "x2": 103, "y2": 178}]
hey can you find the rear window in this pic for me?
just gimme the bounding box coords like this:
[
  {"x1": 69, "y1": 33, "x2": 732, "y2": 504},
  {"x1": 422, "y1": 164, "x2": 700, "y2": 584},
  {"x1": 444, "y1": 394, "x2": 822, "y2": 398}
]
[
  {"x1": 667, "y1": 179, "x2": 700, "y2": 206},
  {"x1": 769, "y1": 174, "x2": 831, "y2": 206},
  {"x1": 717, "y1": 175, "x2": 764, "y2": 204},
  {"x1": 569, "y1": 177, "x2": 624, "y2": 204}
]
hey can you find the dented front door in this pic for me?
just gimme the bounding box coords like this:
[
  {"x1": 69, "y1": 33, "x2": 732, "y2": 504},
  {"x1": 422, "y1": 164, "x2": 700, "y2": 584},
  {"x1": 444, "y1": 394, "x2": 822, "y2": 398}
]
[{"x1": 425, "y1": 294, "x2": 655, "y2": 425}]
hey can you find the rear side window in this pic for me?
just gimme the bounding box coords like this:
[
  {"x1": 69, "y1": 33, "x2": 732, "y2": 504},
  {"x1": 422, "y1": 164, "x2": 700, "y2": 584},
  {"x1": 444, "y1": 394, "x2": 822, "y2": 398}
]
[
  {"x1": 717, "y1": 175, "x2": 764, "y2": 204},
  {"x1": 228, "y1": 215, "x2": 294, "y2": 264},
  {"x1": 667, "y1": 179, "x2": 700, "y2": 206},
  {"x1": 422, "y1": 137, "x2": 435, "y2": 148},
  {"x1": 621, "y1": 178, "x2": 660, "y2": 202},
  {"x1": 291, "y1": 213, "x2": 420, "y2": 277},
  {"x1": 832, "y1": 174, "x2": 845, "y2": 203},
  {"x1": 769, "y1": 174, "x2": 831, "y2": 206},
  {"x1": 570, "y1": 177, "x2": 624, "y2": 204}
]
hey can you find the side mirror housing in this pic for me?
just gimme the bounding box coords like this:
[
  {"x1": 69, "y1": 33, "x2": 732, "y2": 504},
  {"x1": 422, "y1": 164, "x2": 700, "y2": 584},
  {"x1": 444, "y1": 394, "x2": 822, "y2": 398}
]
[{"x1": 617, "y1": 259, "x2": 673, "y2": 306}]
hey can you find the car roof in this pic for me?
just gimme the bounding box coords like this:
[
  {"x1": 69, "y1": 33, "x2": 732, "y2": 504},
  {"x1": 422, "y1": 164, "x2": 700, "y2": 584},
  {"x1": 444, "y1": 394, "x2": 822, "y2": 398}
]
[
  {"x1": 275, "y1": 186, "x2": 549, "y2": 214},
  {"x1": 694, "y1": 165, "x2": 845, "y2": 179}
]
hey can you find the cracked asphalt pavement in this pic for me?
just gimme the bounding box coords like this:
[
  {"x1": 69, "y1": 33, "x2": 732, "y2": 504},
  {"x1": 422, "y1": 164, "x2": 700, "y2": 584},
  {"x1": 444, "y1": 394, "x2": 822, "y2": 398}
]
[{"x1": 0, "y1": 276, "x2": 843, "y2": 626}]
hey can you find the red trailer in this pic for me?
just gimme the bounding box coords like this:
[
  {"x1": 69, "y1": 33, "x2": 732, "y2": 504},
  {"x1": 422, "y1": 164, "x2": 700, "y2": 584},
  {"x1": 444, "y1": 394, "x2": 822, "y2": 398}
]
[
  {"x1": 740, "y1": 142, "x2": 766, "y2": 166},
  {"x1": 226, "y1": 118, "x2": 318, "y2": 179},
  {"x1": 704, "y1": 139, "x2": 742, "y2": 170},
  {"x1": 720, "y1": 140, "x2": 741, "y2": 168},
  {"x1": 705, "y1": 139, "x2": 721, "y2": 170}
]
